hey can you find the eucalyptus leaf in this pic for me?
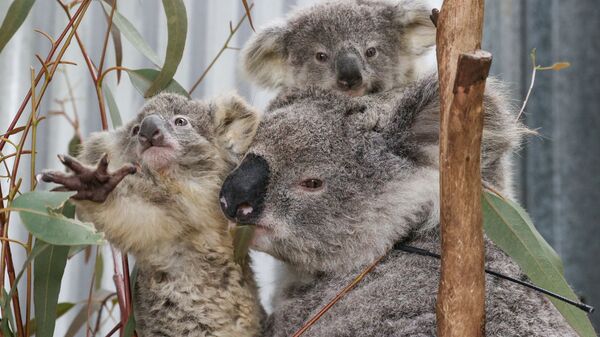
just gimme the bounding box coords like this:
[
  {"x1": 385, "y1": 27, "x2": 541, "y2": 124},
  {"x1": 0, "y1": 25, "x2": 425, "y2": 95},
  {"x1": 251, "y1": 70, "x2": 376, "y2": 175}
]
[
  {"x1": 144, "y1": 0, "x2": 188, "y2": 97},
  {"x1": 123, "y1": 263, "x2": 138, "y2": 337},
  {"x1": 100, "y1": 1, "x2": 161, "y2": 67},
  {"x1": 482, "y1": 191, "x2": 596, "y2": 337},
  {"x1": 231, "y1": 225, "x2": 255, "y2": 265},
  {"x1": 1, "y1": 289, "x2": 16, "y2": 337},
  {"x1": 13, "y1": 191, "x2": 104, "y2": 246},
  {"x1": 94, "y1": 251, "x2": 104, "y2": 290},
  {"x1": 67, "y1": 135, "x2": 81, "y2": 158},
  {"x1": 127, "y1": 68, "x2": 189, "y2": 98},
  {"x1": 103, "y1": 84, "x2": 122, "y2": 128},
  {"x1": 33, "y1": 241, "x2": 70, "y2": 337},
  {"x1": 0, "y1": 0, "x2": 36, "y2": 54},
  {"x1": 1, "y1": 242, "x2": 49, "y2": 316},
  {"x1": 28, "y1": 302, "x2": 75, "y2": 336}
]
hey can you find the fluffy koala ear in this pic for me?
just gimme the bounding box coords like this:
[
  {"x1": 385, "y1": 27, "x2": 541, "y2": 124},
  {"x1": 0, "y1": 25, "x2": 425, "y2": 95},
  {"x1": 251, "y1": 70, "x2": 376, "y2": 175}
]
[
  {"x1": 389, "y1": 0, "x2": 437, "y2": 55},
  {"x1": 383, "y1": 74, "x2": 440, "y2": 158},
  {"x1": 241, "y1": 21, "x2": 289, "y2": 89},
  {"x1": 213, "y1": 94, "x2": 260, "y2": 155}
]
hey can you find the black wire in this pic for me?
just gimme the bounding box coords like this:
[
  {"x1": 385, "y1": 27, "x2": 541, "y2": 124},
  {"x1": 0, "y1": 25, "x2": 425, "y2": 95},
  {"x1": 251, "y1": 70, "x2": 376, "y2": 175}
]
[{"x1": 393, "y1": 243, "x2": 595, "y2": 314}]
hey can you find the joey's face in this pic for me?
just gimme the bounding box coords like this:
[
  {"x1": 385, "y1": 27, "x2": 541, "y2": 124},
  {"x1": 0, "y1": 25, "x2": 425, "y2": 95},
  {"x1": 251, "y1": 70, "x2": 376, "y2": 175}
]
[
  {"x1": 242, "y1": 0, "x2": 436, "y2": 95},
  {"x1": 119, "y1": 94, "x2": 215, "y2": 173},
  {"x1": 286, "y1": 4, "x2": 399, "y2": 95}
]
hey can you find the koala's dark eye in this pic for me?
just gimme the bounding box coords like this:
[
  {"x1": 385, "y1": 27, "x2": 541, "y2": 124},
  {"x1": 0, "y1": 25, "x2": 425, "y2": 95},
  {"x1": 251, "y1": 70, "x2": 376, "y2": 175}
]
[
  {"x1": 366, "y1": 47, "x2": 377, "y2": 58},
  {"x1": 174, "y1": 117, "x2": 188, "y2": 127},
  {"x1": 300, "y1": 178, "x2": 324, "y2": 191},
  {"x1": 131, "y1": 125, "x2": 140, "y2": 136},
  {"x1": 315, "y1": 52, "x2": 329, "y2": 63}
]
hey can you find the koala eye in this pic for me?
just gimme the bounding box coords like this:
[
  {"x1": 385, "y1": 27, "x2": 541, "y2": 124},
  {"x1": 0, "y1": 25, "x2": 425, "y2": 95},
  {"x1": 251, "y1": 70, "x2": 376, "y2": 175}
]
[
  {"x1": 131, "y1": 125, "x2": 140, "y2": 136},
  {"x1": 174, "y1": 117, "x2": 189, "y2": 127},
  {"x1": 366, "y1": 47, "x2": 377, "y2": 58},
  {"x1": 299, "y1": 178, "x2": 324, "y2": 191},
  {"x1": 315, "y1": 52, "x2": 329, "y2": 63}
]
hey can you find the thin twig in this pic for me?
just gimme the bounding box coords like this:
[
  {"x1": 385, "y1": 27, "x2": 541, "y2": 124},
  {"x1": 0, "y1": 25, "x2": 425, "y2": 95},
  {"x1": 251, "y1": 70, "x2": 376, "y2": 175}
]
[
  {"x1": 25, "y1": 66, "x2": 40, "y2": 337},
  {"x1": 0, "y1": 0, "x2": 90, "y2": 152},
  {"x1": 189, "y1": 3, "x2": 254, "y2": 94},
  {"x1": 98, "y1": 0, "x2": 117, "y2": 74},
  {"x1": 104, "y1": 322, "x2": 122, "y2": 337},
  {"x1": 0, "y1": 3, "x2": 93, "y2": 336},
  {"x1": 516, "y1": 64, "x2": 536, "y2": 122},
  {"x1": 292, "y1": 255, "x2": 385, "y2": 337}
]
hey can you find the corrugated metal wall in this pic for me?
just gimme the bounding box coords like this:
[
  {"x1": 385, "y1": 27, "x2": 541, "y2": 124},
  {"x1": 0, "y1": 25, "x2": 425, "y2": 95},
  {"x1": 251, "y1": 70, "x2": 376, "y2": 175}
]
[{"x1": 485, "y1": 0, "x2": 600, "y2": 330}]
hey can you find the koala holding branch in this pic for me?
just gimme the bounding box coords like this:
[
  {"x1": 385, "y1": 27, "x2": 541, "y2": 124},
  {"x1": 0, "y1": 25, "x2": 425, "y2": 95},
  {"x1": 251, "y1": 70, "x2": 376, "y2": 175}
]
[
  {"x1": 41, "y1": 93, "x2": 263, "y2": 337},
  {"x1": 218, "y1": 76, "x2": 578, "y2": 336},
  {"x1": 242, "y1": 0, "x2": 436, "y2": 96}
]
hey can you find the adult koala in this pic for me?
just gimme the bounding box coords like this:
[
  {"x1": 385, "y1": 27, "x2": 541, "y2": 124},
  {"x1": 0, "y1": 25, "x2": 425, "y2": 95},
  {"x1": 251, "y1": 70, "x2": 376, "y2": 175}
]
[
  {"x1": 219, "y1": 76, "x2": 578, "y2": 336},
  {"x1": 242, "y1": 0, "x2": 436, "y2": 96}
]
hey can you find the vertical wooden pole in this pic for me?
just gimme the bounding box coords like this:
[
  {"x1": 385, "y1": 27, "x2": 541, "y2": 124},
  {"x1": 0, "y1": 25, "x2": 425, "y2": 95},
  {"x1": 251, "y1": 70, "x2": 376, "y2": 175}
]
[{"x1": 435, "y1": 1, "x2": 491, "y2": 336}]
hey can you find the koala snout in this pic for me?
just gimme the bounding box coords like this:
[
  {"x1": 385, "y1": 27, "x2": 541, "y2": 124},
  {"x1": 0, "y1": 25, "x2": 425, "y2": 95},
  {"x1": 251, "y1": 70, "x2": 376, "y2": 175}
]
[
  {"x1": 219, "y1": 154, "x2": 270, "y2": 225},
  {"x1": 336, "y1": 52, "x2": 363, "y2": 90},
  {"x1": 139, "y1": 115, "x2": 166, "y2": 147}
]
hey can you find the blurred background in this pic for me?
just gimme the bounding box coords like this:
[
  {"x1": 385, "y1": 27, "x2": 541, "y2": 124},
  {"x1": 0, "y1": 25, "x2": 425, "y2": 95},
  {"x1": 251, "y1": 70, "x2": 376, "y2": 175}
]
[{"x1": 0, "y1": 0, "x2": 598, "y2": 335}]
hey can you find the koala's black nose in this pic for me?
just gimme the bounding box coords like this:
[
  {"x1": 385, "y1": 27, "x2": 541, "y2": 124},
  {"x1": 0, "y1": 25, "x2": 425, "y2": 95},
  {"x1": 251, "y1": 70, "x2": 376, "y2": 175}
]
[
  {"x1": 219, "y1": 154, "x2": 270, "y2": 225},
  {"x1": 336, "y1": 53, "x2": 363, "y2": 90},
  {"x1": 138, "y1": 115, "x2": 165, "y2": 147}
]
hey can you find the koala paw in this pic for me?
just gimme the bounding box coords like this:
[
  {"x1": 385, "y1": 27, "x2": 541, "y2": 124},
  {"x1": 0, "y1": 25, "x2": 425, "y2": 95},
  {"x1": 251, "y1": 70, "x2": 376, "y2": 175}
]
[{"x1": 40, "y1": 154, "x2": 137, "y2": 203}]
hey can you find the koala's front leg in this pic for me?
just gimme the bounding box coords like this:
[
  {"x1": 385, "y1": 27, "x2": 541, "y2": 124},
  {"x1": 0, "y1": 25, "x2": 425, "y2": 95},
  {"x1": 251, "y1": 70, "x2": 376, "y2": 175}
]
[{"x1": 40, "y1": 154, "x2": 136, "y2": 202}]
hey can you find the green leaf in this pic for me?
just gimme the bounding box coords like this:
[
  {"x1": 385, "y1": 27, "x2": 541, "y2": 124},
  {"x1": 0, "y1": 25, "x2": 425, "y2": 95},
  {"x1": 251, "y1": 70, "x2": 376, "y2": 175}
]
[
  {"x1": 13, "y1": 191, "x2": 105, "y2": 246},
  {"x1": 33, "y1": 241, "x2": 70, "y2": 337},
  {"x1": 94, "y1": 251, "x2": 104, "y2": 290},
  {"x1": 0, "y1": 0, "x2": 36, "y2": 54},
  {"x1": 28, "y1": 302, "x2": 76, "y2": 336},
  {"x1": 1, "y1": 289, "x2": 16, "y2": 337},
  {"x1": 144, "y1": 0, "x2": 188, "y2": 97},
  {"x1": 123, "y1": 264, "x2": 138, "y2": 337},
  {"x1": 482, "y1": 191, "x2": 597, "y2": 337},
  {"x1": 100, "y1": 1, "x2": 161, "y2": 67},
  {"x1": 231, "y1": 225, "x2": 255, "y2": 265},
  {"x1": 103, "y1": 84, "x2": 122, "y2": 128},
  {"x1": 123, "y1": 314, "x2": 136, "y2": 337},
  {"x1": 1, "y1": 242, "x2": 49, "y2": 317},
  {"x1": 68, "y1": 134, "x2": 81, "y2": 158},
  {"x1": 127, "y1": 68, "x2": 189, "y2": 99}
]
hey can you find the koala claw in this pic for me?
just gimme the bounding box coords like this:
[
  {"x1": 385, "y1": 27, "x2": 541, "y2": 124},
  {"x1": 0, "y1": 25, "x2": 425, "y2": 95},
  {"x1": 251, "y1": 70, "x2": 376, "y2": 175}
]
[{"x1": 41, "y1": 153, "x2": 137, "y2": 203}]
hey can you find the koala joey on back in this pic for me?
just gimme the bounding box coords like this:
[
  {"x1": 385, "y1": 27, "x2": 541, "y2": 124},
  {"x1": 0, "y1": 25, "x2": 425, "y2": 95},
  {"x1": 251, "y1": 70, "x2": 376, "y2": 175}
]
[
  {"x1": 41, "y1": 93, "x2": 263, "y2": 337},
  {"x1": 242, "y1": 0, "x2": 436, "y2": 96},
  {"x1": 218, "y1": 76, "x2": 578, "y2": 336}
]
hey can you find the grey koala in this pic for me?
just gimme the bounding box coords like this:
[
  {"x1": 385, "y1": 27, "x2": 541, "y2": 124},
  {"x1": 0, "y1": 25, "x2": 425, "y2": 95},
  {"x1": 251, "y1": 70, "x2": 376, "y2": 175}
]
[
  {"x1": 242, "y1": 0, "x2": 436, "y2": 96},
  {"x1": 218, "y1": 76, "x2": 580, "y2": 336},
  {"x1": 41, "y1": 93, "x2": 263, "y2": 337}
]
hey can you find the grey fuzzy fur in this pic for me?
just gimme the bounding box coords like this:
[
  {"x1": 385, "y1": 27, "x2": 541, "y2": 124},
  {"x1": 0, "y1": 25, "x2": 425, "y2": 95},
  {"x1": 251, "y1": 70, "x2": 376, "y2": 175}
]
[
  {"x1": 73, "y1": 93, "x2": 263, "y2": 337},
  {"x1": 242, "y1": 0, "x2": 436, "y2": 94},
  {"x1": 229, "y1": 75, "x2": 578, "y2": 336}
]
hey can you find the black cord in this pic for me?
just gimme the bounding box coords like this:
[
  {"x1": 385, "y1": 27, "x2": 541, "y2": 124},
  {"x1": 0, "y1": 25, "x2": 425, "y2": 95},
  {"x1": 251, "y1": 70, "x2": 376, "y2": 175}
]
[{"x1": 393, "y1": 243, "x2": 595, "y2": 314}]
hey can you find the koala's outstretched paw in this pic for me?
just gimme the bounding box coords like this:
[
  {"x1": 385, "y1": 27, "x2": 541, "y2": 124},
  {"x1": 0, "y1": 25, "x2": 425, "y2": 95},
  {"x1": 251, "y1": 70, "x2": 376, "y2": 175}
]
[{"x1": 39, "y1": 154, "x2": 137, "y2": 203}]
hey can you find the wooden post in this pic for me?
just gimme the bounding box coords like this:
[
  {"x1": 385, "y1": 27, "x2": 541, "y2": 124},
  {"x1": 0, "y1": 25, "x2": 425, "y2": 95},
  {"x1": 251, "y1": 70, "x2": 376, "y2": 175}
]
[{"x1": 435, "y1": 1, "x2": 491, "y2": 336}]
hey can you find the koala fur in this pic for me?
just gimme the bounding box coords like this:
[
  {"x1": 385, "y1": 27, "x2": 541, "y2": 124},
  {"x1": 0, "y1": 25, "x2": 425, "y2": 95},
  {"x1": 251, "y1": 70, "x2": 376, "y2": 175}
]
[
  {"x1": 242, "y1": 0, "x2": 436, "y2": 95},
  {"x1": 71, "y1": 94, "x2": 263, "y2": 337},
  {"x1": 219, "y1": 76, "x2": 579, "y2": 336}
]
